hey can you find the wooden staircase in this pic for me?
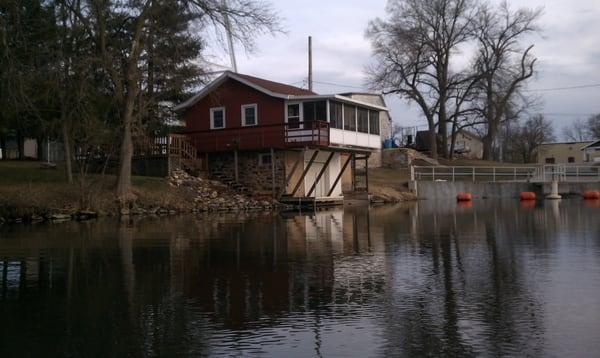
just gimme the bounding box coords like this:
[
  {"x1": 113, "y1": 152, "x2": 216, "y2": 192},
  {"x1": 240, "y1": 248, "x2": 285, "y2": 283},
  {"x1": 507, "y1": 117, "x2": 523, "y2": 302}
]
[
  {"x1": 209, "y1": 169, "x2": 252, "y2": 195},
  {"x1": 169, "y1": 134, "x2": 203, "y2": 176}
]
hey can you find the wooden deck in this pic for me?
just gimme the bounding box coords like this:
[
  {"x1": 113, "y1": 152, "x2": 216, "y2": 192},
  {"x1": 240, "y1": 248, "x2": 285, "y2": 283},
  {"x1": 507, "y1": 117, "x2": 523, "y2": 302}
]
[{"x1": 279, "y1": 195, "x2": 344, "y2": 207}]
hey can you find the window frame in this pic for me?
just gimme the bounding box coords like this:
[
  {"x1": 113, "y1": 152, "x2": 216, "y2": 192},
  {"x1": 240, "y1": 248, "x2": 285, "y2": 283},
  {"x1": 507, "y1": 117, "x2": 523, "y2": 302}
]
[
  {"x1": 357, "y1": 107, "x2": 369, "y2": 133},
  {"x1": 343, "y1": 104, "x2": 356, "y2": 131},
  {"x1": 369, "y1": 110, "x2": 380, "y2": 135},
  {"x1": 210, "y1": 107, "x2": 226, "y2": 129},
  {"x1": 286, "y1": 102, "x2": 302, "y2": 129},
  {"x1": 329, "y1": 101, "x2": 343, "y2": 129},
  {"x1": 241, "y1": 103, "x2": 258, "y2": 127}
]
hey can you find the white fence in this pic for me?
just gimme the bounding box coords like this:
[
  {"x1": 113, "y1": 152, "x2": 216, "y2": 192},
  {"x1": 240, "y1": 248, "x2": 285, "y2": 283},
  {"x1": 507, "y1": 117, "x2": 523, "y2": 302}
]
[{"x1": 412, "y1": 164, "x2": 600, "y2": 183}]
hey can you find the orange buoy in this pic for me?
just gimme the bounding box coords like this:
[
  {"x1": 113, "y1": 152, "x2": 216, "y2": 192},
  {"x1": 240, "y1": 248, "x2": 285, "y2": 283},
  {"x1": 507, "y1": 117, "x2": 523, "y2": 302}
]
[
  {"x1": 457, "y1": 200, "x2": 473, "y2": 208},
  {"x1": 520, "y1": 200, "x2": 536, "y2": 209},
  {"x1": 457, "y1": 192, "x2": 472, "y2": 201},
  {"x1": 582, "y1": 190, "x2": 600, "y2": 200},
  {"x1": 520, "y1": 192, "x2": 536, "y2": 201}
]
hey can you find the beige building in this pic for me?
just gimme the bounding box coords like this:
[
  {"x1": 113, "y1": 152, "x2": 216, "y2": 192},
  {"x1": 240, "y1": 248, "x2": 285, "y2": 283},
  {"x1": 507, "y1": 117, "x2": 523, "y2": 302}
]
[
  {"x1": 581, "y1": 140, "x2": 600, "y2": 163},
  {"x1": 451, "y1": 130, "x2": 484, "y2": 159},
  {"x1": 536, "y1": 141, "x2": 594, "y2": 164}
]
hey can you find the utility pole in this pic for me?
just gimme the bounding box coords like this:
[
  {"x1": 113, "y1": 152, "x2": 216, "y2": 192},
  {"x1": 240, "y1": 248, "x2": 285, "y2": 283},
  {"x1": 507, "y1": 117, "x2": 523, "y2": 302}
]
[
  {"x1": 222, "y1": 0, "x2": 238, "y2": 73},
  {"x1": 308, "y1": 36, "x2": 313, "y2": 91}
]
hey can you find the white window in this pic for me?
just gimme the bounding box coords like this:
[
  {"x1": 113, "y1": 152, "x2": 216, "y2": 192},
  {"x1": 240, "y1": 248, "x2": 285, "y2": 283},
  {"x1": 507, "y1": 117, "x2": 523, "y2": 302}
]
[
  {"x1": 242, "y1": 104, "x2": 257, "y2": 126},
  {"x1": 286, "y1": 103, "x2": 301, "y2": 129},
  {"x1": 258, "y1": 153, "x2": 272, "y2": 166},
  {"x1": 210, "y1": 107, "x2": 225, "y2": 129}
]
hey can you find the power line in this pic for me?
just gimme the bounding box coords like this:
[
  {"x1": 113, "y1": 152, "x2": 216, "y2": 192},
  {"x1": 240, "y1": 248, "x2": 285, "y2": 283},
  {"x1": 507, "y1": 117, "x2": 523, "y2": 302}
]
[
  {"x1": 523, "y1": 83, "x2": 600, "y2": 92},
  {"x1": 312, "y1": 80, "x2": 366, "y2": 90},
  {"x1": 539, "y1": 112, "x2": 600, "y2": 116},
  {"x1": 303, "y1": 77, "x2": 600, "y2": 96}
]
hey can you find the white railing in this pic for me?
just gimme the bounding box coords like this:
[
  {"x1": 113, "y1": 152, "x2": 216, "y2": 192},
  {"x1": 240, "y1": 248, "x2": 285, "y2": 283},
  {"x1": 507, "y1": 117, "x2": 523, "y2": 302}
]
[
  {"x1": 411, "y1": 164, "x2": 600, "y2": 183},
  {"x1": 542, "y1": 165, "x2": 600, "y2": 182}
]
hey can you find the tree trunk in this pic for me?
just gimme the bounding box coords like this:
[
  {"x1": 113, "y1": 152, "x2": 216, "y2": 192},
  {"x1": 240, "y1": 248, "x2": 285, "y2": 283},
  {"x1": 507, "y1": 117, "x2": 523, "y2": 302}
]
[
  {"x1": 115, "y1": 98, "x2": 137, "y2": 205},
  {"x1": 36, "y1": 137, "x2": 44, "y2": 160},
  {"x1": 62, "y1": 120, "x2": 73, "y2": 184},
  {"x1": 428, "y1": 127, "x2": 438, "y2": 160},
  {"x1": 17, "y1": 134, "x2": 24, "y2": 160},
  {"x1": 482, "y1": 134, "x2": 493, "y2": 161},
  {"x1": 449, "y1": 125, "x2": 458, "y2": 161},
  {"x1": 0, "y1": 136, "x2": 6, "y2": 160},
  {"x1": 438, "y1": 107, "x2": 449, "y2": 158}
]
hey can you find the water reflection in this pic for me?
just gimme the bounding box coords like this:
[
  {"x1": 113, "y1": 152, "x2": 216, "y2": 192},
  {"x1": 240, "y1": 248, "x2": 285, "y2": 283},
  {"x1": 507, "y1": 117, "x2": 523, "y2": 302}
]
[{"x1": 1, "y1": 200, "x2": 600, "y2": 356}]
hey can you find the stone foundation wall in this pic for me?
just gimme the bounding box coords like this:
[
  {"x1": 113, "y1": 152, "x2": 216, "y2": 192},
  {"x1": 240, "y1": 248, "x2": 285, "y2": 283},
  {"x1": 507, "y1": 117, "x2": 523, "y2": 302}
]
[{"x1": 208, "y1": 150, "x2": 286, "y2": 196}]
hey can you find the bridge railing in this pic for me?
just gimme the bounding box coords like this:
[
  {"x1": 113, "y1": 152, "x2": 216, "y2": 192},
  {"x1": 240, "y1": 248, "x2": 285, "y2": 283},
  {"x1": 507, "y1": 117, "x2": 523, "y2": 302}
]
[
  {"x1": 411, "y1": 166, "x2": 539, "y2": 182},
  {"x1": 412, "y1": 164, "x2": 600, "y2": 182},
  {"x1": 542, "y1": 165, "x2": 600, "y2": 182}
]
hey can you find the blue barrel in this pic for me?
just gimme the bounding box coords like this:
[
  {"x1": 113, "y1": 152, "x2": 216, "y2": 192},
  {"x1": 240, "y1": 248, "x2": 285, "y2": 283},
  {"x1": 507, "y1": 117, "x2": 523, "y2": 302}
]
[{"x1": 383, "y1": 139, "x2": 393, "y2": 148}]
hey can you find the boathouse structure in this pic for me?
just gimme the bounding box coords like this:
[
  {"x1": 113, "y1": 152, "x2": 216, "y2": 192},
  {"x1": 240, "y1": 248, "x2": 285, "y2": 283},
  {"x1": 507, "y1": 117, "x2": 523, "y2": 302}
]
[{"x1": 174, "y1": 71, "x2": 391, "y2": 204}]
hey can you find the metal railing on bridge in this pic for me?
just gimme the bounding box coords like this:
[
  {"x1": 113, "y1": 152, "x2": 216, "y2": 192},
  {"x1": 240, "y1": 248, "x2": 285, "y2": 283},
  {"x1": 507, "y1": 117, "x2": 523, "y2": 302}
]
[{"x1": 411, "y1": 164, "x2": 600, "y2": 183}]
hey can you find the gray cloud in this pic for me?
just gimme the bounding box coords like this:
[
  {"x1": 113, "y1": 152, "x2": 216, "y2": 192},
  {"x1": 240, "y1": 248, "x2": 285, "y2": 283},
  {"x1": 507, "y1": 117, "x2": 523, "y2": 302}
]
[{"x1": 223, "y1": 0, "x2": 600, "y2": 136}]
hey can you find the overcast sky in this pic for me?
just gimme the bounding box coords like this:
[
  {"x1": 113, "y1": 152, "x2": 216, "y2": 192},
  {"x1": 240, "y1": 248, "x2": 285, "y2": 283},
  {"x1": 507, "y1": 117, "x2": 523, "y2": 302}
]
[{"x1": 209, "y1": 0, "x2": 600, "y2": 138}]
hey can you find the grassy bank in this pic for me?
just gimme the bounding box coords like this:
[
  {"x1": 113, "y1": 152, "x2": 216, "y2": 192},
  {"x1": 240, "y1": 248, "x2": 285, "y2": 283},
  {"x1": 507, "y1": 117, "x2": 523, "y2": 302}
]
[
  {"x1": 0, "y1": 161, "x2": 418, "y2": 222},
  {"x1": 369, "y1": 167, "x2": 416, "y2": 202},
  {"x1": 0, "y1": 161, "x2": 192, "y2": 218}
]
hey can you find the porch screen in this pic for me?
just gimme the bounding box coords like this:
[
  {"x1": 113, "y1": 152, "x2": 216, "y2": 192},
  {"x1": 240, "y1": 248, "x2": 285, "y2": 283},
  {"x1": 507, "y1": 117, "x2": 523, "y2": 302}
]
[
  {"x1": 344, "y1": 105, "x2": 356, "y2": 131},
  {"x1": 357, "y1": 108, "x2": 369, "y2": 133},
  {"x1": 369, "y1": 111, "x2": 380, "y2": 135},
  {"x1": 303, "y1": 101, "x2": 327, "y2": 129},
  {"x1": 329, "y1": 101, "x2": 343, "y2": 129},
  {"x1": 287, "y1": 104, "x2": 300, "y2": 129}
]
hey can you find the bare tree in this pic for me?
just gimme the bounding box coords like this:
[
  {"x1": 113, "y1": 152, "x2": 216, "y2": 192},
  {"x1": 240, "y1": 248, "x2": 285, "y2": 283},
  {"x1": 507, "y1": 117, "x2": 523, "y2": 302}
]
[
  {"x1": 586, "y1": 114, "x2": 600, "y2": 139},
  {"x1": 367, "y1": 0, "x2": 476, "y2": 159},
  {"x1": 512, "y1": 114, "x2": 554, "y2": 163},
  {"x1": 472, "y1": 1, "x2": 542, "y2": 160},
  {"x1": 562, "y1": 118, "x2": 591, "y2": 141},
  {"x1": 63, "y1": 0, "x2": 280, "y2": 205}
]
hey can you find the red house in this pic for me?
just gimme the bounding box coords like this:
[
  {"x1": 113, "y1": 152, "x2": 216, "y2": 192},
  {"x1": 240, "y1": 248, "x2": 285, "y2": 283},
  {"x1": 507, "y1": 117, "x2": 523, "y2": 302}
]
[{"x1": 175, "y1": 71, "x2": 390, "y2": 203}]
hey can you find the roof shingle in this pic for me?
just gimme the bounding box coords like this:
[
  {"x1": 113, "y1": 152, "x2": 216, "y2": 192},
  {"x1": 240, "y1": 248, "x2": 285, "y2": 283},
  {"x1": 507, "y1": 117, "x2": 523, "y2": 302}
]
[{"x1": 235, "y1": 72, "x2": 316, "y2": 96}]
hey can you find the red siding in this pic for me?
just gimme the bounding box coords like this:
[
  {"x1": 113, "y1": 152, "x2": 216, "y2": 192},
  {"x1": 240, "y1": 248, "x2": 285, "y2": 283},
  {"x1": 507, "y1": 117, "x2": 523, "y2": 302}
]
[{"x1": 185, "y1": 78, "x2": 285, "y2": 132}]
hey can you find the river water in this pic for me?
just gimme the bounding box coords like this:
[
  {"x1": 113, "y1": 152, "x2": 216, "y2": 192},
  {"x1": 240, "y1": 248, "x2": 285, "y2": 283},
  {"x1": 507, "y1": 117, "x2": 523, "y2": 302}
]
[{"x1": 1, "y1": 199, "x2": 600, "y2": 357}]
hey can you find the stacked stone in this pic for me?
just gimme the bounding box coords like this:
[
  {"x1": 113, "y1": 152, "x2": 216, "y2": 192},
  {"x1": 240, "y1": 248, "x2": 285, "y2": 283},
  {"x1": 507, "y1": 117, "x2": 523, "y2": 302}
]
[{"x1": 169, "y1": 170, "x2": 275, "y2": 212}]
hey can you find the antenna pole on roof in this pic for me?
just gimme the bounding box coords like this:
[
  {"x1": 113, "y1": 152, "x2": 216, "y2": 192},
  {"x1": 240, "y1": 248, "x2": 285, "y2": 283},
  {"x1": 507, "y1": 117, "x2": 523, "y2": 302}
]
[
  {"x1": 222, "y1": 0, "x2": 238, "y2": 73},
  {"x1": 308, "y1": 36, "x2": 313, "y2": 92}
]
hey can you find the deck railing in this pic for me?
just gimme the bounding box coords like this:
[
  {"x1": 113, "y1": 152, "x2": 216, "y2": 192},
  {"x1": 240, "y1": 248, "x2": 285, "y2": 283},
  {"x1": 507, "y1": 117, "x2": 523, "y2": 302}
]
[
  {"x1": 412, "y1": 164, "x2": 600, "y2": 183},
  {"x1": 184, "y1": 121, "x2": 330, "y2": 152}
]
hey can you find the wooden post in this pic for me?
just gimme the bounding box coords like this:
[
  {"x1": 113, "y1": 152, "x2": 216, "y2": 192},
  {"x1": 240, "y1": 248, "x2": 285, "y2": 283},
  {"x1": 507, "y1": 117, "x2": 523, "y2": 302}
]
[
  {"x1": 308, "y1": 36, "x2": 313, "y2": 92},
  {"x1": 364, "y1": 155, "x2": 369, "y2": 193},
  {"x1": 351, "y1": 153, "x2": 356, "y2": 190},
  {"x1": 472, "y1": 167, "x2": 475, "y2": 183},
  {"x1": 270, "y1": 148, "x2": 276, "y2": 197},
  {"x1": 234, "y1": 149, "x2": 239, "y2": 182}
]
